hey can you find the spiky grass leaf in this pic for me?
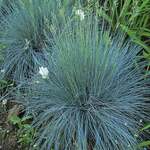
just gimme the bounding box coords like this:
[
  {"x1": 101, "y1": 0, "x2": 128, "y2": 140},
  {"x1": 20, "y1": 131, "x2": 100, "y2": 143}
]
[
  {"x1": 21, "y1": 17, "x2": 149, "y2": 150},
  {"x1": 0, "y1": 0, "x2": 73, "y2": 82},
  {"x1": 86, "y1": 0, "x2": 150, "y2": 66}
]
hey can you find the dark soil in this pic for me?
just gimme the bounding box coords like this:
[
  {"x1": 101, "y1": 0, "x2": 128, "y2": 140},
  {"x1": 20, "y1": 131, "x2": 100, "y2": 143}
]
[{"x1": 0, "y1": 101, "x2": 27, "y2": 150}]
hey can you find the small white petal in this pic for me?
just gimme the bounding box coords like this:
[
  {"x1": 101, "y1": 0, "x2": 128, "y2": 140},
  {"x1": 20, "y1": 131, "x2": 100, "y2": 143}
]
[
  {"x1": 2, "y1": 99, "x2": 7, "y2": 105},
  {"x1": 134, "y1": 134, "x2": 138, "y2": 137},
  {"x1": 24, "y1": 39, "x2": 30, "y2": 50},
  {"x1": 124, "y1": 122, "x2": 127, "y2": 126},
  {"x1": 39, "y1": 67, "x2": 49, "y2": 79},
  {"x1": 35, "y1": 81, "x2": 40, "y2": 84},
  {"x1": 6, "y1": 130, "x2": 9, "y2": 133},
  {"x1": 1, "y1": 69, "x2": 5, "y2": 73},
  {"x1": 10, "y1": 83, "x2": 14, "y2": 86},
  {"x1": 75, "y1": 9, "x2": 85, "y2": 21},
  {"x1": 115, "y1": 140, "x2": 118, "y2": 144},
  {"x1": 33, "y1": 144, "x2": 37, "y2": 147},
  {"x1": 139, "y1": 119, "x2": 143, "y2": 123}
]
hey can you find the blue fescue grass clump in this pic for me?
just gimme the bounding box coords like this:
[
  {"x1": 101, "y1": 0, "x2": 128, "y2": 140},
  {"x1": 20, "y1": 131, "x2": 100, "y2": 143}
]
[
  {"x1": 21, "y1": 18, "x2": 149, "y2": 150},
  {"x1": 0, "y1": 0, "x2": 16, "y2": 16},
  {"x1": 0, "y1": 0, "x2": 71, "y2": 83}
]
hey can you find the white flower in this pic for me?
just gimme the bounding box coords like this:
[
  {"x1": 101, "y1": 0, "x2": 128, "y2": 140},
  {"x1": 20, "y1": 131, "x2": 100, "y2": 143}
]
[
  {"x1": 75, "y1": 9, "x2": 85, "y2": 21},
  {"x1": 6, "y1": 130, "x2": 9, "y2": 133},
  {"x1": 115, "y1": 140, "x2": 118, "y2": 144},
  {"x1": 124, "y1": 122, "x2": 128, "y2": 126},
  {"x1": 1, "y1": 69, "x2": 5, "y2": 73},
  {"x1": 35, "y1": 80, "x2": 40, "y2": 84},
  {"x1": 24, "y1": 39, "x2": 30, "y2": 50},
  {"x1": 10, "y1": 83, "x2": 14, "y2": 86},
  {"x1": 134, "y1": 134, "x2": 138, "y2": 137},
  {"x1": 39, "y1": 67, "x2": 49, "y2": 79},
  {"x1": 2, "y1": 99, "x2": 7, "y2": 105},
  {"x1": 139, "y1": 119, "x2": 143, "y2": 123},
  {"x1": 33, "y1": 144, "x2": 37, "y2": 148}
]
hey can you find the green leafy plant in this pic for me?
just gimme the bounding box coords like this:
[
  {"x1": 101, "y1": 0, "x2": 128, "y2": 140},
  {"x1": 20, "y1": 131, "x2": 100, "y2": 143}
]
[
  {"x1": 9, "y1": 114, "x2": 34, "y2": 147},
  {"x1": 0, "y1": 126, "x2": 9, "y2": 142},
  {"x1": 137, "y1": 123, "x2": 150, "y2": 149},
  {"x1": 0, "y1": 44, "x2": 5, "y2": 65},
  {"x1": 0, "y1": 79, "x2": 8, "y2": 90},
  {"x1": 0, "y1": 79, "x2": 14, "y2": 97}
]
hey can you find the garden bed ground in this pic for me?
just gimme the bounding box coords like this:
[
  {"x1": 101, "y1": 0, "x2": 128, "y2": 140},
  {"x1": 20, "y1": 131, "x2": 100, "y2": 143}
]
[
  {"x1": 0, "y1": 100, "x2": 150, "y2": 150},
  {"x1": 0, "y1": 101, "x2": 28, "y2": 150}
]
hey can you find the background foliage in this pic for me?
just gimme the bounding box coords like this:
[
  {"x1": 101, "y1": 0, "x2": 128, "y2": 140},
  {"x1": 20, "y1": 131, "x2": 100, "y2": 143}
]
[{"x1": 86, "y1": 0, "x2": 150, "y2": 71}]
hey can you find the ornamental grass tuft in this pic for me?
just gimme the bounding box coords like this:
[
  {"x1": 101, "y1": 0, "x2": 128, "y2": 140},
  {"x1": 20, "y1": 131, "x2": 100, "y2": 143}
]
[
  {"x1": 0, "y1": 0, "x2": 71, "y2": 82},
  {"x1": 22, "y1": 17, "x2": 150, "y2": 150}
]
